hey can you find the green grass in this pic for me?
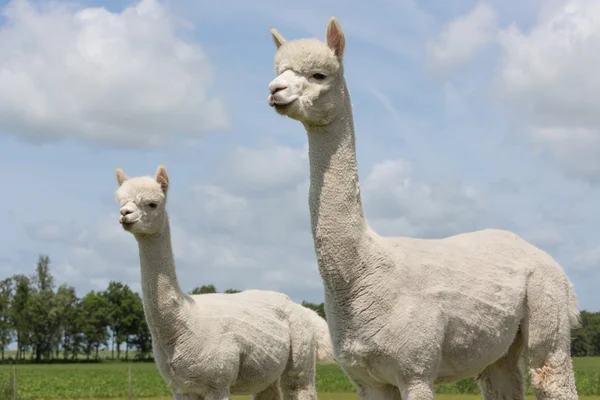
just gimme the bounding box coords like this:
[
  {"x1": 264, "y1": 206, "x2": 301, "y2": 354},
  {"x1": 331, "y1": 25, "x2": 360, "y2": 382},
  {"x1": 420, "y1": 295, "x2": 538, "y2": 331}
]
[
  {"x1": 73, "y1": 396, "x2": 600, "y2": 400},
  {"x1": 573, "y1": 357, "x2": 600, "y2": 373},
  {"x1": 0, "y1": 358, "x2": 598, "y2": 399}
]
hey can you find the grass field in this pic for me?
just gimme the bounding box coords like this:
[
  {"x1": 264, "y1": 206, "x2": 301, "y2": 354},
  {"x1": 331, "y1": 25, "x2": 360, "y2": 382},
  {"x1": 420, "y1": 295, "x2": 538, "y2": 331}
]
[
  {"x1": 54, "y1": 396, "x2": 600, "y2": 400},
  {"x1": 0, "y1": 358, "x2": 598, "y2": 399}
]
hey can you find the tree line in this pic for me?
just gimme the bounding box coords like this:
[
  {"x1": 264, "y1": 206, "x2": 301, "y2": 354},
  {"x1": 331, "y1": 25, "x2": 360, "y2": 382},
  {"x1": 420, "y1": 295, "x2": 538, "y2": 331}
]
[
  {"x1": 0, "y1": 255, "x2": 326, "y2": 363},
  {"x1": 0, "y1": 254, "x2": 597, "y2": 363}
]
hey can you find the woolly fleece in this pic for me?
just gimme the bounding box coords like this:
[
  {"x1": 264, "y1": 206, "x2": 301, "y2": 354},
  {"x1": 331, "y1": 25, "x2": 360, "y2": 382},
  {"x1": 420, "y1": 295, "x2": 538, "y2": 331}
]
[
  {"x1": 114, "y1": 165, "x2": 334, "y2": 400},
  {"x1": 267, "y1": 16, "x2": 580, "y2": 400}
]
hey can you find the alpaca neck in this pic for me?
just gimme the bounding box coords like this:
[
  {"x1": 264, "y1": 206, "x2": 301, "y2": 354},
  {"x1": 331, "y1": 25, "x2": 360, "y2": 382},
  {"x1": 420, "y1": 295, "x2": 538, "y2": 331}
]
[
  {"x1": 135, "y1": 215, "x2": 188, "y2": 340},
  {"x1": 305, "y1": 79, "x2": 374, "y2": 290}
]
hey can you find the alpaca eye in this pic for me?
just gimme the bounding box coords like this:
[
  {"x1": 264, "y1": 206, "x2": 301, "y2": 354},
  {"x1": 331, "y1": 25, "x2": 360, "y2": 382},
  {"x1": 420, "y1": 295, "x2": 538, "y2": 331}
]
[
  {"x1": 148, "y1": 203, "x2": 158, "y2": 208},
  {"x1": 312, "y1": 73, "x2": 327, "y2": 80}
]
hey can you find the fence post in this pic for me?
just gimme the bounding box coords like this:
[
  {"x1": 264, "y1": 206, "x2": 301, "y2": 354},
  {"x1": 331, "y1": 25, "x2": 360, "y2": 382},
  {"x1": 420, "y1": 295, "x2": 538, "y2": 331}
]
[
  {"x1": 12, "y1": 366, "x2": 17, "y2": 400},
  {"x1": 128, "y1": 364, "x2": 133, "y2": 400}
]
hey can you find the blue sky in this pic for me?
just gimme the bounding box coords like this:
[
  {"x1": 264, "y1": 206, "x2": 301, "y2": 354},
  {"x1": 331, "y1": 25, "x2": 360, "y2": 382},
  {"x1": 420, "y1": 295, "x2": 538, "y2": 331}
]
[{"x1": 1, "y1": 0, "x2": 599, "y2": 311}]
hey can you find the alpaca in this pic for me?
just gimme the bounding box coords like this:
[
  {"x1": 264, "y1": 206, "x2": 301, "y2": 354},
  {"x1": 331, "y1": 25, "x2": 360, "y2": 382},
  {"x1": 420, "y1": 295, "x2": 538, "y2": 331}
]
[
  {"x1": 266, "y1": 17, "x2": 581, "y2": 400},
  {"x1": 114, "y1": 164, "x2": 334, "y2": 400}
]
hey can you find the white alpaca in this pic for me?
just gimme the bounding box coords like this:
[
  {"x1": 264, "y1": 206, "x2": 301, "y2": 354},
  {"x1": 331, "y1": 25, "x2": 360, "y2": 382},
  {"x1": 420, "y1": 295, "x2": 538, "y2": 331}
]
[
  {"x1": 114, "y1": 165, "x2": 334, "y2": 400},
  {"x1": 266, "y1": 17, "x2": 581, "y2": 400}
]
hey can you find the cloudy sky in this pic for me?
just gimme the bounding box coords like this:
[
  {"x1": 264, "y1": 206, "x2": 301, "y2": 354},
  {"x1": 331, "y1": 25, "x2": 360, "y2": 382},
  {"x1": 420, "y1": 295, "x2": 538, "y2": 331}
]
[{"x1": 1, "y1": 0, "x2": 599, "y2": 311}]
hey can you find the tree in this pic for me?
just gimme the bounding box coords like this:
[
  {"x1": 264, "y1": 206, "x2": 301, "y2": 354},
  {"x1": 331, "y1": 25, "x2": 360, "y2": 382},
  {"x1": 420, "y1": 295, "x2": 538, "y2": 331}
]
[
  {"x1": 28, "y1": 255, "x2": 57, "y2": 362},
  {"x1": 10, "y1": 274, "x2": 32, "y2": 361},
  {"x1": 571, "y1": 329, "x2": 589, "y2": 356},
  {"x1": 102, "y1": 281, "x2": 139, "y2": 360},
  {"x1": 54, "y1": 285, "x2": 80, "y2": 360},
  {"x1": 79, "y1": 291, "x2": 109, "y2": 360},
  {"x1": 129, "y1": 293, "x2": 152, "y2": 360},
  {"x1": 224, "y1": 289, "x2": 241, "y2": 294},
  {"x1": 121, "y1": 287, "x2": 141, "y2": 361},
  {"x1": 33, "y1": 255, "x2": 54, "y2": 292},
  {"x1": 0, "y1": 278, "x2": 13, "y2": 359},
  {"x1": 103, "y1": 281, "x2": 126, "y2": 360},
  {"x1": 191, "y1": 284, "x2": 217, "y2": 295},
  {"x1": 571, "y1": 311, "x2": 600, "y2": 356}
]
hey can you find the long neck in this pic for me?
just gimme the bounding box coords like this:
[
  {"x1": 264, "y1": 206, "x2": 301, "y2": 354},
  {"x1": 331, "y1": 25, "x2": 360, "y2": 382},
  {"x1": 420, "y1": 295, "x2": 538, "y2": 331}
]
[
  {"x1": 135, "y1": 215, "x2": 188, "y2": 340},
  {"x1": 306, "y1": 79, "x2": 373, "y2": 289}
]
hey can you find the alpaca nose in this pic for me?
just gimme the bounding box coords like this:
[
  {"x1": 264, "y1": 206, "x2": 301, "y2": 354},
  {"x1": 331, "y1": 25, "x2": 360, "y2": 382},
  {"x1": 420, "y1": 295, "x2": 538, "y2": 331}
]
[
  {"x1": 120, "y1": 208, "x2": 132, "y2": 216},
  {"x1": 269, "y1": 80, "x2": 288, "y2": 94}
]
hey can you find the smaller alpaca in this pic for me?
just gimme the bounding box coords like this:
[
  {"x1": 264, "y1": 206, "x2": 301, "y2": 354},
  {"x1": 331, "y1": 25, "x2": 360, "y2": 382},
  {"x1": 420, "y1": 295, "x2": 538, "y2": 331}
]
[{"x1": 115, "y1": 164, "x2": 334, "y2": 400}]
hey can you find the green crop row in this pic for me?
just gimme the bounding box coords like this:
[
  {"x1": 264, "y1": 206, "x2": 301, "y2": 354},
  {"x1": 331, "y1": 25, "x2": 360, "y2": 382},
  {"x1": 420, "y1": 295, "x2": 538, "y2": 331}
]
[{"x1": 0, "y1": 358, "x2": 598, "y2": 399}]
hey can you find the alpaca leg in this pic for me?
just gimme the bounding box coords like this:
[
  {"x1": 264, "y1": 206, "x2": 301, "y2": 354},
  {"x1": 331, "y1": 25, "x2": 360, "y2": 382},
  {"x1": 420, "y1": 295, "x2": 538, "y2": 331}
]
[
  {"x1": 399, "y1": 381, "x2": 434, "y2": 400},
  {"x1": 358, "y1": 385, "x2": 402, "y2": 400},
  {"x1": 524, "y1": 268, "x2": 578, "y2": 400},
  {"x1": 173, "y1": 393, "x2": 202, "y2": 400},
  {"x1": 527, "y1": 351, "x2": 577, "y2": 400},
  {"x1": 280, "y1": 316, "x2": 317, "y2": 400},
  {"x1": 477, "y1": 329, "x2": 525, "y2": 400},
  {"x1": 280, "y1": 371, "x2": 317, "y2": 400},
  {"x1": 279, "y1": 354, "x2": 317, "y2": 400},
  {"x1": 205, "y1": 389, "x2": 231, "y2": 400},
  {"x1": 253, "y1": 379, "x2": 282, "y2": 400}
]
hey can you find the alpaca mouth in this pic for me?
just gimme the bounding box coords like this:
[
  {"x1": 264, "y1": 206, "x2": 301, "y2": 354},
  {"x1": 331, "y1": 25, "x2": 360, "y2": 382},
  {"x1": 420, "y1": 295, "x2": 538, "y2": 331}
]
[
  {"x1": 120, "y1": 219, "x2": 136, "y2": 230},
  {"x1": 272, "y1": 99, "x2": 297, "y2": 115},
  {"x1": 268, "y1": 95, "x2": 298, "y2": 109}
]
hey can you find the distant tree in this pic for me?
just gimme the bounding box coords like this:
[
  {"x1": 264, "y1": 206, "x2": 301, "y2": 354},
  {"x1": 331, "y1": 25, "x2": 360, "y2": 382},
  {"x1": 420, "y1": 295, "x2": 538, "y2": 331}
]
[
  {"x1": 79, "y1": 291, "x2": 109, "y2": 360},
  {"x1": 54, "y1": 285, "x2": 79, "y2": 360},
  {"x1": 28, "y1": 292, "x2": 53, "y2": 361},
  {"x1": 28, "y1": 255, "x2": 58, "y2": 362},
  {"x1": 571, "y1": 328, "x2": 589, "y2": 356},
  {"x1": 32, "y1": 255, "x2": 54, "y2": 292},
  {"x1": 129, "y1": 293, "x2": 152, "y2": 360},
  {"x1": 121, "y1": 288, "x2": 141, "y2": 361},
  {"x1": 10, "y1": 274, "x2": 32, "y2": 361},
  {"x1": 224, "y1": 289, "x2": 241, "y2": 294},
  {"x1": 0, "y1": 278, "x2": 13, "y2": 360},
  {"x1": 102, "y1": 281, "x2": 138, "y2": 360},
  {"x1": 571, "y1": 310, "x2": 600, "y2": 356},
  {"x1": 191, "y1": 285, "x2": 217, "y2": 295}
]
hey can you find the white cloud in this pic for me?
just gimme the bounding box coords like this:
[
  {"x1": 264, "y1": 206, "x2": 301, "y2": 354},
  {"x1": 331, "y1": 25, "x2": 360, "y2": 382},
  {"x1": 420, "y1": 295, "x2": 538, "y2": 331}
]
[
  {"x1": 571, "y1": 244, "x2": 600, "y2": 274},
  {"x1": 25, "y1": 221, "x2": 69, "y2": 242},
  {"x1": 426, "y1": 3, "x2": 498, "y2": 77},
  {"x1": 519, "y1": 224, "x2": 565, "y2": 251},
  {"x1": 362, "y1": 159, "x2": 486, "y2": 238},
  {"x1": 218, "y1": 145, "x2": 308, "y2": 195},
  {"x1": 0, "y1": 0, "x2": 227, "y2": 148},
  {"x1": 494, "y1": 0, "x2": 600, "y2": 183}
]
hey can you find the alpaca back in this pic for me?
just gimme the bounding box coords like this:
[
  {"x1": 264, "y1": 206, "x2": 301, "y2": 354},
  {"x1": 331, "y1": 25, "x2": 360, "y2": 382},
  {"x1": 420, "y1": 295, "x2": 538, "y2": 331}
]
[{"x1": 296, "y1": 304, "x2": 335, "y2": 364}]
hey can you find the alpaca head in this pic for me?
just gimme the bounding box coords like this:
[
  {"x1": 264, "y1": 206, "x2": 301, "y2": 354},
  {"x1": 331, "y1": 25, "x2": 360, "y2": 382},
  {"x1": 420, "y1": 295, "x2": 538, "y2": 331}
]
[
  {"x1": 114, "y1": 164, "x2": 170, "y2": 237},
  {"x1": 267, "y1": 16, "x2": 346, "y2": 126}
]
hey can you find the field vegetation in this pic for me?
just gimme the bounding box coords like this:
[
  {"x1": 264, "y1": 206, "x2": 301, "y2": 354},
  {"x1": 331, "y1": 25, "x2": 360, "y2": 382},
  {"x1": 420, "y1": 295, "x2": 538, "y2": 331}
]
[{"x1": 0, "y1": 358, "x2": 598, "y2": 399}]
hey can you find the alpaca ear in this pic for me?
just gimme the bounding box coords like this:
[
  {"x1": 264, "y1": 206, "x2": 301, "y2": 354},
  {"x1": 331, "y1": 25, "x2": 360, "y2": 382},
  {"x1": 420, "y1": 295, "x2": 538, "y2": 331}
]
[
  {"x1": 115, "y1": 167, "x2": 129, "y2": 186},
  {"x1": 155, "y1": 164, "x2": 169, "y2": 193},
  {"x1": 270, "y1": 28, "x2": 286, "y2": 49},
  {"x1": 325, "y1": 16, "x2": 345, "y2": 59}
]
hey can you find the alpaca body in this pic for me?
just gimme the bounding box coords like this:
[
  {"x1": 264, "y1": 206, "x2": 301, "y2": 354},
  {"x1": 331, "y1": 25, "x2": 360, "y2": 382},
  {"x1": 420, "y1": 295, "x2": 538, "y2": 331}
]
[
  {"x1": 115, "y1": 166, "x2": 334, "y2": 400},
  {"x1": 324, "y1": 228, "x2": 573, "y2": 388},
  {"x1": 267, "y1": 18, "x2": 580, "y2": 400},
  {"x1": 150, "y1": 290, "x2": 325, "y2": 396}
]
